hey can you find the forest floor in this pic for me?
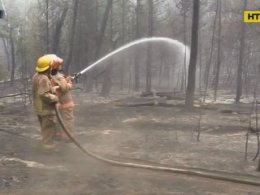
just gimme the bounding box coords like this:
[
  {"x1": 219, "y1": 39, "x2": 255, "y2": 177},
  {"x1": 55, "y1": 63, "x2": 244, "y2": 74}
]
[{"x1": 1, "y1": 91, "x2": 260, "y2": 194}]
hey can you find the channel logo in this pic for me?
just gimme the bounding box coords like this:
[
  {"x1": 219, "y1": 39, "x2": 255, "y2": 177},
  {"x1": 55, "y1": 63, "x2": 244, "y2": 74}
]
[{"x1": 244, "y1": 11, "x2": 260, "y2": 22}]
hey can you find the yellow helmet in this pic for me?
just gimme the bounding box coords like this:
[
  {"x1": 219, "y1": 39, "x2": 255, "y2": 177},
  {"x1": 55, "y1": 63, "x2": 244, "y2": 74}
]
[{"x1": 36, "y1": 55, "x2": 52, "y2": 72}]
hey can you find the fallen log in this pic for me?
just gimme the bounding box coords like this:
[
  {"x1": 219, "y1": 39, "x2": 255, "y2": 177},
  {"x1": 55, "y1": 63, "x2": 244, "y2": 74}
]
[
  {"x1": 220, "y1": 109, "x2": 250, "y2": 114},
  {"x1": 140, "y1": 91, "x2": 202, "y2": 100},
  {"x1": 116, "y1": 96, "x2": 167, "y2": 107},
  {"x1": 140, "y1": 91, "x2": 182, "y2": 100},
  {"x1": 0, "y1": 92, "x2": 29, "y2": 99}
]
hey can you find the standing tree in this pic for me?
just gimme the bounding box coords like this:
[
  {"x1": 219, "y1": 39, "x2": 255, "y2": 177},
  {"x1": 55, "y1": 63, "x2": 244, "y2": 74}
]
[
  {"x1": 185, "y1": 0, "x2": 200, "y2": 109},
  {"x1": 235, "y1": 0, "x2": 247, "y2": 103},
  {"x1": 134, "y1": 0, "x2": 142, "y2": 91},
  {"x1": 120, "y1": 0, "x2": 126, "y2": 90},
  {"x1": 176, "y1": 0, "x2": 191, "y2": 92},
  {"x1": 64, "y1": 0, "x2": 79, "y2": 73},
  {"x1": 95, "y1": 0, "x2": 114, "y2": 59},
  {"x1": 51, "y1": 3, "x2": 68, "y2": 54},
  {"x1": 100, "y1": 3, "x2": 119, "y2": 97},
  {"x1": 145, "y1": 0, "x2": 154, "y2": 93},
  {"x1": 203, "y1": 0, "x2": 219, "y2": 102},
  {"x1": 45, "y1": 0, "x2": 49, "y2": 53},
  {"x1": 213, "y1": 0, "x2": 222, "y2": 101},
  {"x1": 9, "y1": 27, "x2": 16, "y2": 85}
]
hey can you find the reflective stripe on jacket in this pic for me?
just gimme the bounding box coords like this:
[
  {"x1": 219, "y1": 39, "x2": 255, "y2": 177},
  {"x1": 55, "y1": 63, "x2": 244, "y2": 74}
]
[{"x1": 32, "y1": 73, "x2": 57, "y2": 116}]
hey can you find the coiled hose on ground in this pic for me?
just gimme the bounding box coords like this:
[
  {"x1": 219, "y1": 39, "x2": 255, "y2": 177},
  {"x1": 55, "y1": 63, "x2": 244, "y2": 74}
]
[{"x1": 54, "y1": 104, "x2": 260, "y2": 186}]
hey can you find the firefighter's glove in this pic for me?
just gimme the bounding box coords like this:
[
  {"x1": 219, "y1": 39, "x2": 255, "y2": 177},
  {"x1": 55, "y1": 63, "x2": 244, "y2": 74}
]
[
  {"x1": 53, "y1": 86, "x2": 60, "y2": 92},
  {"x1": 71, "y1": 72, "x2": 81, "y2": 83},
  {"x1": 49, "y1": 94, "x2": 58, "y2": 103}
]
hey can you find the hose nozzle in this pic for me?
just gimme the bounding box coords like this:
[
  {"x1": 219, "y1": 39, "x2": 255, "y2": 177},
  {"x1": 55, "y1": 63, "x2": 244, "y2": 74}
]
[{"x1": 71, "y1": 72, "x2": 82, "y2": 82}]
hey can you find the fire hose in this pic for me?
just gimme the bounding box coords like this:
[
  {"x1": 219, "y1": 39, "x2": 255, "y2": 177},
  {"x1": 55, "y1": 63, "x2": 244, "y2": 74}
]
[{"x1": 54, "y1": 104, "x2": 260, "y2": 186}]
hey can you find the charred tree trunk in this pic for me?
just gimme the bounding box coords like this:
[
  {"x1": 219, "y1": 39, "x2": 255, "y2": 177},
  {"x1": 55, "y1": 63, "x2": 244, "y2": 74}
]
[
  {"x1": 198, "y1": 30, "x2": 202, "y2": 91},
  {"x1": 175, "y1": 1, "x2": 191, "y2": 91},
  {"x1": 244, "y1": 43, "x2": 252, "y2": 97},
  {"x1": 100, "y1": 5, "x2": 116, "y2": 97},
  {"x1": 145, "y1": 0, "x2": 154, "y2": 93},
  {"x1": 84, "y1": 0, "x2": 99, "y2": 92},
  {"x1": 10, "y1": 27, "x2": 16, "y2": 86},
  {"x1": 235, "y1": 0, "x2": 247, "y2": 103},
  {"x1": 101, "y1": 61, "x2": 113, "y2": 97},
  {"x1": 134, "y1": 0, "x2": 142, "y2": 91},
  {"x1": 2, "y1": 38, "x2": 11, "y2": 73},
  {"x1": 51, "y1": 5, "x2": 68, "y2": 54},
  {"x1": 64, "y1": 0, "x2": 79, "y2": 73},
  {"x1": 19, "y1": 29, "x2": 28, "y2": 79},
  {"x1": 185, "y1": 0, "x2": 200, "y2": 109},
  {"x1": 213, "y1": 0, "x2": 222, "y2": 101},
  {"x1": 146, "y1": 45, "x2": 152, "y2": 93},
  {"x1": 182, "y1": 11, "x2": 187, "y2": 92},
  {"x1": 45, "y1": 0, "x2": 49, "y2": 53},
  {"x1": 120, "y1": 0, "x2": 126, "y2": 91},
  {"x1": 158, "y1": 52, "x2": 164, "y2": 87},
  {"x1": 86, "y1": 0, "x2": 113, "y2": 92},
  {"x1": 257, "y1": 156, "x2": 260, "y2": 171},
  {"x1": 95, "y1": 0, "x2": 113, "y2": 58},
  {"x1": 203, "y1": 1, "x2": 218, "y2": 102}
]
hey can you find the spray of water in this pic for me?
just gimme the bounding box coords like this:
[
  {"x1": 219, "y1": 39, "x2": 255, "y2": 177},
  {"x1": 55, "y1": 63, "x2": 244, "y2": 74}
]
[{"x1": 79, "y1": 37, "x2": 189, "y2": 75}]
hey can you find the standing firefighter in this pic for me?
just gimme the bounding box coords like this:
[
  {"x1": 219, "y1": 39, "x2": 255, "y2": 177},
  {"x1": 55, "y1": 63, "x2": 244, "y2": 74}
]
[
  {"x1": 32, "y1": 55, "x2": 58, "y2": 150},
  {"x1": 49, "y1": 54, "x2": 75, "y2": 142}
]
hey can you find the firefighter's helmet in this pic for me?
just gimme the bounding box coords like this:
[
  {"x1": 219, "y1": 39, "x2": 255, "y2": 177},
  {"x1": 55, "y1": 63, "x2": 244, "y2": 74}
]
[
  {"x1": 36, "y1": 55, "x2": 52, "y2": 72},
  {"x1": 47, "y1": 54, "x2": 63, "y2": 70}
]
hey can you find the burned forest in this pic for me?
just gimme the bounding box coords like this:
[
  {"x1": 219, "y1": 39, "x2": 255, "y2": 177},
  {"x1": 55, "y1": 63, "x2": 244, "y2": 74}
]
[{"x1": 1, "y1": 0, "x2": 260, "y2": 194}]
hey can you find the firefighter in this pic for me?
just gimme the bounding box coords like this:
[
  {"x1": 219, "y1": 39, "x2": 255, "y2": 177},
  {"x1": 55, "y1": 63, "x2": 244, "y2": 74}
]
[
  {"x1": 49, "y1": 54, "x2": 75, "y2": 142},
  {"x1": 32, "y1": 55, "x2": 59, "y2": 150}
]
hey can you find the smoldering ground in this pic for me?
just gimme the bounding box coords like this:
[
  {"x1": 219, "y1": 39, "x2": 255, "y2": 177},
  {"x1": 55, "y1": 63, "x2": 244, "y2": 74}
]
[{"x1": 1, "y1": 92, "x2": 260, "y2": 194}]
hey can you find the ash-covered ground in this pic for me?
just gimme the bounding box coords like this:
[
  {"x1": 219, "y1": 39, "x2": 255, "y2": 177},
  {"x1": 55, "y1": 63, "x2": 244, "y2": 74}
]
[{"x1": 1, "y1": 92, "x2": 260, "y2": 195}]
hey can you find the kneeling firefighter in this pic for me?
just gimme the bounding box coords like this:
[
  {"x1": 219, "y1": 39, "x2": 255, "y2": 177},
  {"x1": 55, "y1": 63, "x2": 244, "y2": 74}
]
[
  {"x1": 32, "y1": 55, "x2": 59, "y2": 150},
  {"x1": 48, "y1": 54, "x2": 76, "y2": 141}
]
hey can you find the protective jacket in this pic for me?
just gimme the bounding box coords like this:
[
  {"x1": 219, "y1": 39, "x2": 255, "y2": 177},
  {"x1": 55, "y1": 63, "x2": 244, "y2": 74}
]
[
  {"x1": 32, "y1": 73, "x2": 58, "y2": 116},
  {"x1": 51, "y1": 72, "x2": 75, "y2": 109}
]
